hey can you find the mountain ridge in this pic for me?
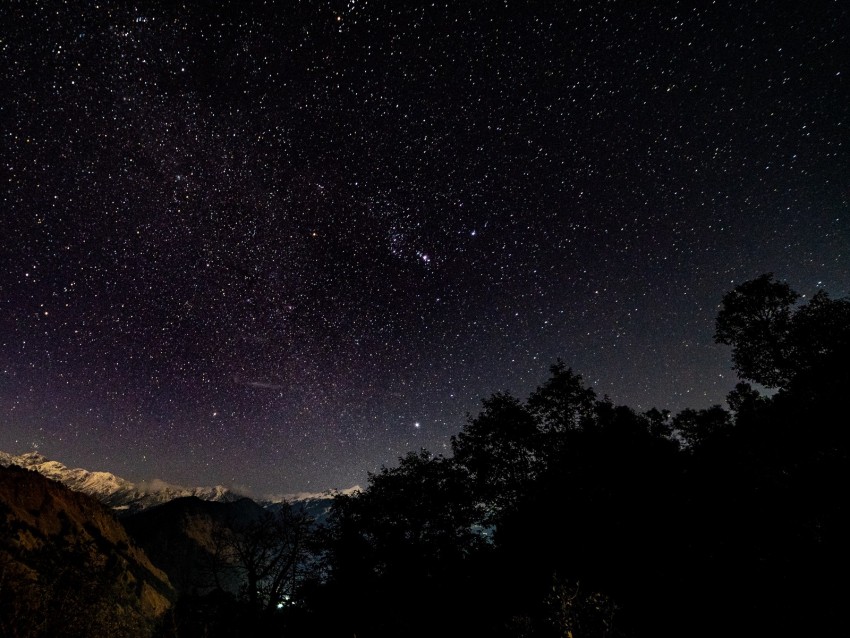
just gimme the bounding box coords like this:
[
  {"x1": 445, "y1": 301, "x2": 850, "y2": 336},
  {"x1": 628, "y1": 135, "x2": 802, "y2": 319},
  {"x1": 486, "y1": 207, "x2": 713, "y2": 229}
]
[{"x1": 0, "y1": 449, "x2": 361, "y2": 515}]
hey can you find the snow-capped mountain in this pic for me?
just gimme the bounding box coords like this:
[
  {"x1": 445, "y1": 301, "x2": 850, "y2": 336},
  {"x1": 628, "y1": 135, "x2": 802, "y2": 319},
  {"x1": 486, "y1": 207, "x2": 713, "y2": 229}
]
[
  {"x1": 0, "y1": 449, "x2": 361, "y2": 519},
  {"x1": 264, "y1": 485, "x2": 362, "y2": 523},
  {"x1": 0, "y1": 449, "x2": 242, "y2": 515}
]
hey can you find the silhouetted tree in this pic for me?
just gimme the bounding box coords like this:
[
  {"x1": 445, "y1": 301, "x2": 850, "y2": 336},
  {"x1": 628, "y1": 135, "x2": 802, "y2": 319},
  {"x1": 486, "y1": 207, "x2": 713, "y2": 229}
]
[
  {"x1": 642, "y1": 407, "x2": 674, "y2": 440},
  {"x1": 451, "y1": 392, "x2": 540, "y2": 522},
  {"x1": 724, "y1": 381, "x2": 768, "y2": 419},
  {"x1": 715, "y1": 273, "x2": 850, "y2": 395},
  {"x1": 672, "y1": 405, "x2": 732, "y2": 450},
  {"x1": 211, "y1": 504, "x2": 316, "y2": 614},
  {"x1": 527, "y1": 359, "x2": 597, "y2": 436},
  {"x1": 714, "y1": 273, "x2": 799, "y2": 388},
  {"x1": 319, "y1": 450, "x2": 490, "y2": 637},
  {"x1": 546, "y1": 576, "x2": 621, "y2": 638},
  {"x1": 783, "y1": 288, "x2": 850, "y2": 397}
]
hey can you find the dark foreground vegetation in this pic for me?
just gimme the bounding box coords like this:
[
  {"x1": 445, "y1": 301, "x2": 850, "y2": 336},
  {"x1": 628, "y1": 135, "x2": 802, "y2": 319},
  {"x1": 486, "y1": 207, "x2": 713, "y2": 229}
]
[{"x1": 3, "y1": 274, "x2": 849, "y2": 637}]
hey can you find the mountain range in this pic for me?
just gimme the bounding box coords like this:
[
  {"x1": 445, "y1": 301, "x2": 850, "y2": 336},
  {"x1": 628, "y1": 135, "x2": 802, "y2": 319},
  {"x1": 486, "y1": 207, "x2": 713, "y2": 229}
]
[{"x1": 0, "y1": 449, "x2": 359, "y2": 518}]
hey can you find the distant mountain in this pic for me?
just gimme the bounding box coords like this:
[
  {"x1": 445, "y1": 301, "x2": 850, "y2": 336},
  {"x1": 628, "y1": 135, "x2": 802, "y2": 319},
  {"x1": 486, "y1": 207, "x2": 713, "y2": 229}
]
[
  {"x1": 1, "y1": 448, "x2": 362, "y2": 522},
  {"x1": 0, "y1": 450, "x2": 243, "y2": 515},
  {"x1": 0, "y1": 464, "x2": 175, "y2": 636},
  {"x1": 262, "y1": 485, "x2": 362, "y2": 525}
]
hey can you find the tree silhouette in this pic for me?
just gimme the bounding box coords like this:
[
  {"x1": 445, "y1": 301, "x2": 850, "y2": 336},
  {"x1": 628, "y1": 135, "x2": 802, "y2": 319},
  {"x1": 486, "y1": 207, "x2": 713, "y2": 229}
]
[
  {"x1": 527, "y1": 359, "x2": 597, "y2": 436},
  {"x1": 210, "y1": 503, "x2": 315, "y2": 614},
  {"x1": 671, "y1": 405, "x2": 732, "y2": 450},
  {"x1": 292, "y1": 274, "x2": 850, "y2": 638},
  {"x1": 451, "y1": 392, "x2": 540, "y2": 523},
  {"x1": 715, "y1": 273, "x2": 850, "y2": 395},
  {"x1": 319, "y1": 450, "x2": 489, "y2": 637}
]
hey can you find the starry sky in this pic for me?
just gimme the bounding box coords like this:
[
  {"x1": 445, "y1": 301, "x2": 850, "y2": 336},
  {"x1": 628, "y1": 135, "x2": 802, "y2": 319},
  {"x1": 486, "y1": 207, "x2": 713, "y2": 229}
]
[{"x1": 1, "y1": 1, "x2": 847, "y2": 496}]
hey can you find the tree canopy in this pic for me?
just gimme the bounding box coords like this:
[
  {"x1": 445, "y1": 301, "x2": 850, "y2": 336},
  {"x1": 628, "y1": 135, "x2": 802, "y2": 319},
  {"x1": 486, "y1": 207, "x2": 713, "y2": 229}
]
[
  {"x1": 715, "y1": 273, "x2": 850, "y2": 394},
  {"x1": 296, "y1": 274, "x2": 849, "y2": 637}
]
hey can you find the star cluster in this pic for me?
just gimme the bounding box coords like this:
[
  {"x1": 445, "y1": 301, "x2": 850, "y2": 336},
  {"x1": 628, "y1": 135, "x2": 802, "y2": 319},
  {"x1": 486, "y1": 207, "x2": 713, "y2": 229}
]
[{"x1": 1, "y1": 1, "x2": 847, "y2": 495}]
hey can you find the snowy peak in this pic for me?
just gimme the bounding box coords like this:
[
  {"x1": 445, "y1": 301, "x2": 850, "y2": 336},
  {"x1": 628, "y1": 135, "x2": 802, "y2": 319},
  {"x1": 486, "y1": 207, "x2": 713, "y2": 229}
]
[
  {"x1": 0, "y1": 449, "x2": 242, "y2": 514},
  {"x1": 264, "y1": 485, "x2": 363, "y2": 504},
  {"x1": 9, "y1": 452, "x2": 136, "y2": 500},
  {"x1": 260, "y1": 486, "x2": 362, "y2": 525}
]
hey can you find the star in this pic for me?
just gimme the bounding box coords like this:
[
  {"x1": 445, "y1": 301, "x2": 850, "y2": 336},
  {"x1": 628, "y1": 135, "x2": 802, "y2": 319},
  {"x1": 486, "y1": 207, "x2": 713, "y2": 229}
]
[{"x1": 0, "y1": 0, "x2": 844, "y2": 497}]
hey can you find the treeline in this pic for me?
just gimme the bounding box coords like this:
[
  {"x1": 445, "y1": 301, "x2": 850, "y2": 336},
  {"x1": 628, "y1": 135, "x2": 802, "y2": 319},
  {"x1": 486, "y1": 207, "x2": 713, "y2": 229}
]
[{"x1": 163, "y1": 274, "x2": 849, "y2": 637}]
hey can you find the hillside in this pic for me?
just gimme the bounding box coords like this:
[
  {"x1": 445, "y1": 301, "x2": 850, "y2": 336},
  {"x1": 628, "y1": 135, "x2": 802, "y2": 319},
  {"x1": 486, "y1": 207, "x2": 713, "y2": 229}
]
[
  {"x1": 123, "y1": 496, "x2": 268, "y2": 597},
  {"x1": 0, "y1": 464, "x2": 175, "y2": 637}
]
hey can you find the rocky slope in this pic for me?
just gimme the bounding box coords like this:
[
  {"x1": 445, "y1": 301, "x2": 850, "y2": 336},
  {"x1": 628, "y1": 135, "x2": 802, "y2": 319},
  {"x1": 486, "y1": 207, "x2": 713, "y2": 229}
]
[{"x1": 0, "y1": 464, "x2": 176, "y2": 637}]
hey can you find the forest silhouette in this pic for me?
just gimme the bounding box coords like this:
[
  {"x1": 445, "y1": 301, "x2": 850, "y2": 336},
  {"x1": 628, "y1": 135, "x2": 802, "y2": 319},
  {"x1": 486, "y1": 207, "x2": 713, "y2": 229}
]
[
  {"x1": 158, "y1": 273, "x2": 848, "y2": 637},
  {"x1": 281, "y1": 273, "x2": 849, "y2": 638}
]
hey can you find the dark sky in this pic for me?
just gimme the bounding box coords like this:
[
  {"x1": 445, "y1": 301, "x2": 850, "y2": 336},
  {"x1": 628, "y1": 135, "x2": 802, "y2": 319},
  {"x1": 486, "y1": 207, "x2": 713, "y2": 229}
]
[{"x1": 1, "y1": 1, "x2": 847, "y2": 497}]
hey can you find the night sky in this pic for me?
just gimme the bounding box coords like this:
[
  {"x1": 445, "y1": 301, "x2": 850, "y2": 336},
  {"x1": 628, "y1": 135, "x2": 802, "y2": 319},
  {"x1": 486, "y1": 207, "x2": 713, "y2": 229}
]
[{"x1": 1, "y1": 1, "x2": 847, "y2": 497}]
